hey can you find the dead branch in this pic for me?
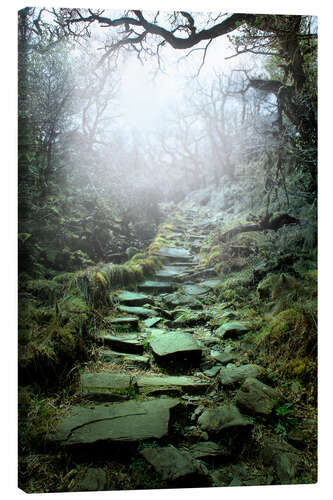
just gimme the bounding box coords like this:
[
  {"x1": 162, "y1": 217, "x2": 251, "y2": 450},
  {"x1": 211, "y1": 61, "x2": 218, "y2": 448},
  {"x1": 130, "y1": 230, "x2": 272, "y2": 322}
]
[{"x1": 219, "y1": 213, "x2": 299, "y2": 242}]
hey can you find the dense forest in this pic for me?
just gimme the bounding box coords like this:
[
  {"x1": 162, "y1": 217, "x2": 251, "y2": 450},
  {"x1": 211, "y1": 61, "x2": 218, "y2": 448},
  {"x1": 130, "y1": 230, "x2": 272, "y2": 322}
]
[{"x1": 17, "y1": 7, "x2": 317, "y2": 493}]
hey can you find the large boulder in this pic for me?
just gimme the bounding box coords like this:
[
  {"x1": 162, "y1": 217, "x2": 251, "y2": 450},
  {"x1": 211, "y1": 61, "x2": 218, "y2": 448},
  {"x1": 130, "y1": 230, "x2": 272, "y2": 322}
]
[
  {"x1": 259, "y1": 436, "x2": 301, "y2": 484},
  {"x1": 198, "y1": 404, "x2": 252, "y2": 436},
  {"x1": 182, "y1": 284, "x2": 209, "y2": 296},
  {"x1": 215, "y1": 321, "x2": 249, "y2": 339},
  {"x1": 236, "y1": 377, "x2": 283, "y2": 418},
  {"x1": 219, "y1": 364, "x2": 265, "y2": 386},
  {"x1": 140, "y1": 445, "x2": 210, "y2": 486}
]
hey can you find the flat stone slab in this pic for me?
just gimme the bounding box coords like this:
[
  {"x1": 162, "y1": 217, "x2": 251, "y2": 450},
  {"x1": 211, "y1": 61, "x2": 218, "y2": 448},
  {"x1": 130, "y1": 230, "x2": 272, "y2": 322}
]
[
  {"x1": 155, "y1": 268, "x2": 188, "y2": 281},
  {"x1": 80, "y1": 373, "x2": 135, "y2": 401},
  {"x1": 144, "y1": 327, "x2": 167, "y2": 336},
  {"x1": 117, "y1": 305, "x2": 157, "y2": 318},
  {"x1": 117, "y1": 291, "x2": 152, "y2": 306},
  {"x1": 163, "y1": 293, "x2": 203, "y2": 309},
  {"x1": 100, "y1": 350, "x2": 150, "y2": 368},
  {"x1": 81, "y1": 372, "x2": 209, "y2": 398},
  {"x1": 51, "y1": 398, "x2": 181, "y2": 446},
  {"x1": 158, "y1": 247, "x2": 192, "y2": 261},
  {"x1": 142, "y1": 317, "x2": 163, "y2": 328},
  {"x1": 168, "y1": 261, "x2": 197, "y2": 267},
  {"x1": 97, "y1": 333, "x2": 143, "y2": 355},
  {"x1": 140, "y1": 446, "x2": 208, "y2": 484},
  {"x1": 236, "y1": 377, "x2": 283, "y2": 418},
  {"x1": 219, "y1": 364, "x2": 265, "y2": 386},
  {"x1": 162, "y1": 265, "x2": 191, "y2": 273},
  {"x1": 203, "y1": 366, "x2": 221, "y2": 378},
  {"x1": 182, "y1": 285, "x2": 209, "y2": 296},
  {"x1": 138, "y1": 281, "x2": 175, "y2": 294},
  {"x1": 198, "y1": 404, "x2": 252, "y2": 436},
  {"x1": 136, "y1": 375, "x2": 211, "y2": 395},
  {"x1": 107, "y1": 317, "x2": 139, "y2": 330},
  {"x1": 189, "y1": 441, "x2": 229, "y2": 459},
  {"x1": 169, "y1": 310, "x2": 212, "y2": 327},
  {"x1": 199, "y1": 279, "x2": 222, "y2": 288},
  {"x1": 216, "y1": 321, "x2": 249, "y2": 338},
  {"x1": 149, "y1": 332, "x2": 202, "y2": 360},
  {"x1": 210, "y1": 350, "x2": 237, "y2": 365}
]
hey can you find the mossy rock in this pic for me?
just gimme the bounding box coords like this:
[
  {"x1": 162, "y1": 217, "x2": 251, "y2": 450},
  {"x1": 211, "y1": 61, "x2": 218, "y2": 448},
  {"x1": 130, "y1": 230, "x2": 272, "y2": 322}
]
[{"x1": 257, "y1": 273, "x2": 279, "y2": 299}]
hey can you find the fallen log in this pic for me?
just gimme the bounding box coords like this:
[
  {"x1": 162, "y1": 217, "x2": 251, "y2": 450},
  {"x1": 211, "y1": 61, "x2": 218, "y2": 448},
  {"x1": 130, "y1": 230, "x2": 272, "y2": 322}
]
[{"x1": 219, "y1": 214, "x2": 299, "y2": 242}]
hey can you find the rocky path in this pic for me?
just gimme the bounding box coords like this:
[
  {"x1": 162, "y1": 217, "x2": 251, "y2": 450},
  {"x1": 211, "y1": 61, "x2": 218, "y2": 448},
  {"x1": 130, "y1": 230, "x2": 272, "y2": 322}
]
[{"x1": 49, "y1": 207, "x2": 302, "y2": 491}]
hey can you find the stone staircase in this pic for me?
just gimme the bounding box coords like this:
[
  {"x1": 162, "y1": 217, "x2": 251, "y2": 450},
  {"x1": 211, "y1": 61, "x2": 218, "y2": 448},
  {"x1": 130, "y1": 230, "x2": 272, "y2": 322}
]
[{"x1": 47, "y1": 206, "x2": 302, "y2": 491}]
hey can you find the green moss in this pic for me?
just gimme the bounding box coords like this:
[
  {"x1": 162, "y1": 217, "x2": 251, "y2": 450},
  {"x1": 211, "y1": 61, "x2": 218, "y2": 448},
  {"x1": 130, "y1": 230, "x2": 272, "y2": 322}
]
[
  {"x1": 24, "y1": 279, "x2": 64, "y2": 303},
  {"x1": 256, "y1": 300, "x2": 317, "y2": 400},
  {"x1": 18, "y1": 393, "x2": 59, "y2": 452},
  {"x1": 257, "y1": 273, "x2": 279, "y2": 299},
  {"x1": 207, "y1": 250, "x2": 222, "y2": 266},
  {"x1": 130, "y1": 252, "x2": 146, "y2": 261},
  {"x1": 269, "y1": 308, "x2": 298, "y2": 340}
]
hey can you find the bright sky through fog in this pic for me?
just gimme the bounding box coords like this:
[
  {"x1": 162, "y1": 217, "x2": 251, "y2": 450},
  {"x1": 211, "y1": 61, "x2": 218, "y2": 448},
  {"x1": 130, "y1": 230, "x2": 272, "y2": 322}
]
[
  {"x1": 117, "y1": 33, "x2": 233, "y2": 133},
  {"x1": 119, "y1": 57, "x2": 180, "y2": 132}
]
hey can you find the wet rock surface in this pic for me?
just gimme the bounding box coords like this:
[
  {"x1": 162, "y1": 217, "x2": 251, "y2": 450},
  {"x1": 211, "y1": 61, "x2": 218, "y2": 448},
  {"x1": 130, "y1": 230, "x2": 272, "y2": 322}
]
[
  {"x1": 236, "y1": 377, "x2": 283, "y2": 418},
  {"x1": 140, "y1": 445, "x2": 210, "y2": 486},
  {"x1": 51, "y1": 398, "x2": 181, "y2": 446}
]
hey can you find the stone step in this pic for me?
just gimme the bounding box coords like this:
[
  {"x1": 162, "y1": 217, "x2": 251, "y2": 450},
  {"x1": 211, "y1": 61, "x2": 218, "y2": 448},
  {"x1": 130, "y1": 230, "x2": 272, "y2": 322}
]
[
  {"x1": 199, "y1": 279, "x2": 222, "y2": 288},
  {"x1": 117, "y1": 305, "x2": 157, "y2": 318},
  {"x1": 182, "y1": 285, "x2": 210, "y2": 296},
  {"x1": 154, "y1": 267, "x2": 189, "y2": 281},
  {"x1": 97, "y1": 332, "x2": 143, "y2": 354},
  {"x1": 142, "y1": 316, "x2": 163, "y2": 328},
  {"x1": 107, "y1": 316, "x2": 139, "y2": 331},
  {"x1": 50, "y1": 398, "x2": 181, "y2": 447},
  {"x1": 117, "y1": 291, "x2": 152, "y2": 306},
  {"x1": 138, "y1": 281, "x2": 176, "y2": 294},
  {"x1": 149, "y1": 331, "x2": 202, "y2": 365},
  {"x1": 166, "y1": 261, "x2": 197, "y2": 267},
  {"x1": 136, "y1": 375, "x2": 211, "y2": 396},
  {"x1": 80, "y1": 372, "x2": 211, "y2": 400},
  {"x1": 158, "y1": 247, "x2": 193, "y2": 261},
  {"x1": 100, "y1": 349, "x2": 150, "y2": 368},
  {"x1": 80, "y1": 373, "x2": 136, "y2": 401}
]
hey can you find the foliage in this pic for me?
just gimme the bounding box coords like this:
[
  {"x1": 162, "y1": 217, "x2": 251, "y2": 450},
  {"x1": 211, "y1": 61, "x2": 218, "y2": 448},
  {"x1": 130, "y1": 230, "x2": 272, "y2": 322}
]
[{"x1": 274, "y1": 402, "x2": 297, "y2": 437}]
